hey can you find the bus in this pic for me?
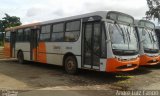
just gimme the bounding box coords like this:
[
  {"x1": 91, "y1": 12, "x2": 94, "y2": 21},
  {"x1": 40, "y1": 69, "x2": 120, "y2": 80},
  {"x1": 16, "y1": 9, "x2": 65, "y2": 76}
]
[
  {"x1": 155, "y1": 26, "x2": 160, "y2": 47},
  {"x1": 155, "y1": 26, "x2": 160, "y2": 62},
  {"x1": 4, "y1": 11, "x2": 139, "y2": 74},
  {"x1": 135, "y1": 20, "x2": 159, "y2": 66}
]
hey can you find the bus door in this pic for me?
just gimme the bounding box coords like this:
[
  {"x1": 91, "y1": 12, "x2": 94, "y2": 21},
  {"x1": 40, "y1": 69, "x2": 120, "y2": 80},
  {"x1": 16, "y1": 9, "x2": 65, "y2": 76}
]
[
  {"x1": 30, "y1": 29, "x2": 38, "y2": 61},
  {"x1": 10, "y1": 32, "x2": 16, "y2": 57},
  {"x1": 4, "y1": 31, "x2": 11, "y2": 58},
  {"x1": 82, "y1": 21, "x2": 101, "y2": 70}
]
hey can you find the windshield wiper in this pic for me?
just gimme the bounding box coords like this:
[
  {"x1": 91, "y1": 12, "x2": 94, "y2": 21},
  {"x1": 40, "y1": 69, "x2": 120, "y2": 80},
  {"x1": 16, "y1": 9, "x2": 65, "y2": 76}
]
[
  {"x1": 126, "y1": 27, "x2": 131, "y2": 42},
  {"x1": 145, "y1": 29, "x2": 158, "y2": 49},
  {"x1": 150, "y1": 32, "x2": 155, "y2": 49},
  {"x1": 150, "y1": 32, "x2": 157, "y2": 42},
  {"x1": 117, "y1": 24, "x2": 131, "y2": 50},
  {"x1": 146, "y1": 29, "x2": 153, "y2": 43}
]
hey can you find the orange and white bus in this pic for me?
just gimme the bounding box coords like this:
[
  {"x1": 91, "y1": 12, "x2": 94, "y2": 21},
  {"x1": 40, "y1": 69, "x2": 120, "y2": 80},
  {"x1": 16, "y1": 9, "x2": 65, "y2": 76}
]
[
  {"x1": 4, "y1": 11, "x2": 139, "y2": 74},
  {"x1": 155, "y1": 26, "x2": 160, "y2": 62},
  {"x1": 135, "y1": 20, "x2": 159, "y2": 66}
]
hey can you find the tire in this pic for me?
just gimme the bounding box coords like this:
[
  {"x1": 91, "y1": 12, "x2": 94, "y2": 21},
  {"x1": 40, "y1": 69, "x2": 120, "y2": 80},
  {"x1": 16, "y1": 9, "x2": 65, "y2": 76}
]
[
  {"x1": 64, "y1": 56, "x2": 78, "y2": 75},
  {"x1": 17, "y1": 51, "x2": 24, "y2": 64}
]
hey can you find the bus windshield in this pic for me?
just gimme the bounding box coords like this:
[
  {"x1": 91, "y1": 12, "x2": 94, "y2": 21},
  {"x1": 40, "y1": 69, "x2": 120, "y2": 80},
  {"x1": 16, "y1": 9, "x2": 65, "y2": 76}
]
[
  {"x1": 109, "y1": 23, "x2": 138, "y2": 55},
  {"x1": 139, "y1": 28, "x2": 159, "y2": 53}
]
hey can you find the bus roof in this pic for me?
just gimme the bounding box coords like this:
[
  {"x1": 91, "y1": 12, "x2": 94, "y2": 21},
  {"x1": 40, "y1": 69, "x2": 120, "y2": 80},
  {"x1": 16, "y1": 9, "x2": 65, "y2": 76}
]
[
  {"x1": 135, "y1": 19, "x2": 154, "y2": 24},
  {"x1": 41, "y1": 11, "x2": 108, "y2": 24},
  {"x1": 135, "y1": 19, "x2": 155, "y2": 29},
  {"x1": 41, "y1": 11, "x2": 134, "y2": 24},
  {"x1": 5, "y1": 11, "x2": 134, "y2": 31},
  {"x1": 5, "y1": 23, "x2": 40, "y2": 32}
]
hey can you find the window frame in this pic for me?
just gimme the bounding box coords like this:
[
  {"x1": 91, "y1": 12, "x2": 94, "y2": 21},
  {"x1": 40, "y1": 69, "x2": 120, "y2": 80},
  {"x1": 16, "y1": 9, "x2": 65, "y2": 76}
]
[
  {"x1": 39, "y1": 19, "x2": 81, "y2": 42},
  {"x1": 23, "y1": 28, "x2": 31, "y2": 42},
  {"x1": 16, "y1": 29, "x2": 24, "y2": 42},
  {"x1": 39, "y1": 24, "x2": 52, "y2": 41},
  {"x1": 5, "y1": 31, "x2": 11, "y2": 42},
  {"x1": 66, "y1": 20, "x2": 81, "y2": 32},
  {"x1": 51, "y1": 22, "x2": 65, "y2": 42},
  {"x1": 64, "y1": 19, "x2": 81, "y2": 42}
]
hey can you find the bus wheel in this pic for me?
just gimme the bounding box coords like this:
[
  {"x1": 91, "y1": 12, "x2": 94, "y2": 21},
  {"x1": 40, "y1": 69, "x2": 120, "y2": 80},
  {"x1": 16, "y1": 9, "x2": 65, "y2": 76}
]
[
  {"x1": 64, "y1": 56, "x2": 77, "y2": 75},
  {"x1": 17, "y1": 51, "x2": 24, "y2": 64}
]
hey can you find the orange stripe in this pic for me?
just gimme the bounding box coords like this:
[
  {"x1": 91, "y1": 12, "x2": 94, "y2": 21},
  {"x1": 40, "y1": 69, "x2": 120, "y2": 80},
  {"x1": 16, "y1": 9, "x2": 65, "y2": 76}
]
[
  {"x1": 4, "y1": 43, "x2": 11, "y2": 58},
  {"x1": 32, "y1": 48, "x2": 37, "y2": 61},
  {"x1": 37, "y1": 42, "x2": 47, "y2": 63}
]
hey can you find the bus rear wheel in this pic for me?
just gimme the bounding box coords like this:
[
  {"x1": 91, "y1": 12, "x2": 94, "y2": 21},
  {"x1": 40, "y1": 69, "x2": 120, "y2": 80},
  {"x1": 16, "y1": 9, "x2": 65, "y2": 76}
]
[
  {"x1": 64, "y1": 56, "x2": 77, "y2": 75},
  {"x1": 17, "y1": 51, "x2": 24, "y2": 64}
]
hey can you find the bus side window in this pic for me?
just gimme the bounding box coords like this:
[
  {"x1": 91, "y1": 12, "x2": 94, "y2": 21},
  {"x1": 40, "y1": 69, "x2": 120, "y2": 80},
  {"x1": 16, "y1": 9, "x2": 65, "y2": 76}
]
[
  {"x1": 51, "y1": 23, "x2": 64, "y2": 42},
  {"x1": 24, "y1": 28, "x2": 31, "y2": 42},
  {"x1": 17, "y1": 29, "x2": 23, "y2": 42},
  {"x1": 65, "y1": 20, "x2": 80, "y2": 42},
  {"x1": 40, "y1": 25, "x2": 51, "y2": 41},
  {"x1": 93, "y1": 23, "x2": 101, "y2": 55},
  {"x1": 5, "y1": 31, "x2": 11, "y2": 42}
]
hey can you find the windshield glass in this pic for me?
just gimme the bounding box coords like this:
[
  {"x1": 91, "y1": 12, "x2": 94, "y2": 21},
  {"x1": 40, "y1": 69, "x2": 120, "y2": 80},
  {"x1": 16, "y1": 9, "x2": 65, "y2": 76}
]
[
  {"x1": 139, "y1": 28, "x2": 159, "y2": 52},
  {"x1": 109, "y1": 23, "x2": 138, "y2": 55}
]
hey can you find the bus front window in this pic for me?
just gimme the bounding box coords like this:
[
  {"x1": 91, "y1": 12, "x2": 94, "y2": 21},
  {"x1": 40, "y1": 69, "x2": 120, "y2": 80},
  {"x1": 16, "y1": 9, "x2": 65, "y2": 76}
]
[
  {"x1": 151, "y1": 30, "x2": 159, "y2": 49},
  {"x1": 119, "y1": 25, "x2": 138, "y2": 50},
  {"x1": 140, "y1": 28, "x2": 159, "y2": 53},
  {"x1": 109, "y1": 24, "x2": 127, "y2": 50},
  {"x1": 109, "y1": 23, "x2": 138, "y2": 55}
]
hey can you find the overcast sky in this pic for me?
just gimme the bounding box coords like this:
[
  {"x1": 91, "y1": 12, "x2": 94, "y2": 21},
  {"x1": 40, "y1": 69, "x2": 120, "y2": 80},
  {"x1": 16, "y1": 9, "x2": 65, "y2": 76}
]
[{"x1": 0, "y1": 0, "x2": 149, "y2": 24}]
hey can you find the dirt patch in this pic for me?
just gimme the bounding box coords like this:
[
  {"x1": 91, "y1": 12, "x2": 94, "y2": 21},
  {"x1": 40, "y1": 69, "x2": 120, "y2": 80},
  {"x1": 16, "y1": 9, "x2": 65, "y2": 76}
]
[{"x1": 0, "y1": 59, "x2": 160, "y2": 95}]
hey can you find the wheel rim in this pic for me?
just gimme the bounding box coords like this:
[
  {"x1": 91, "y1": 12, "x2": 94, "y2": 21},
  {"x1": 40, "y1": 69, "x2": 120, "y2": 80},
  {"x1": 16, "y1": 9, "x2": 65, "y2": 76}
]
[
  {"x1": 67, "y1": 59, "x2": 75, "y2": 70},
  {"x1": 18, "y1": 53, "x2": 23, "y2": 63}
]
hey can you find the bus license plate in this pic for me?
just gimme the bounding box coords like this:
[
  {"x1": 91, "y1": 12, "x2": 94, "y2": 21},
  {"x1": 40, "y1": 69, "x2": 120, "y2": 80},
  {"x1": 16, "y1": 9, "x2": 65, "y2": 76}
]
[
  {"x1": 127, "y1": 64, "x2": 132, "y2": 67},
  {"x1": 153, "y1": 59, "x2": 156, "y2": 62}
]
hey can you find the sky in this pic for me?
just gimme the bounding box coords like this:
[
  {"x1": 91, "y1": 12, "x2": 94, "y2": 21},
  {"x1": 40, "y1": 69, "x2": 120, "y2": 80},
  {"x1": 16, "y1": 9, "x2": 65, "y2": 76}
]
[{"x1": 0, "y1": 0, "x2": 150, "y2": 25}]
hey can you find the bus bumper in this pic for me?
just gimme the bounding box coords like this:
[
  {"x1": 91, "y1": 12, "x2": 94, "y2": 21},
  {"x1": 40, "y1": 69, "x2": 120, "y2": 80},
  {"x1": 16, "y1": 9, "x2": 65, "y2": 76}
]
[
  {"x1": 139, "y1": 54, "x2": 159, "y2": 66},
  {"x1": 106, "y1": 57, "x2": 139, "y2": 72}
]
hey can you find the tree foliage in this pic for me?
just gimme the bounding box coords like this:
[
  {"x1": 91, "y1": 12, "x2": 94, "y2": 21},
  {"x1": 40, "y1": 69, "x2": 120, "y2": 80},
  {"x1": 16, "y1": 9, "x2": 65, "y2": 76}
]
[
  {"x1": 0, "y1": 14, "x2": 22, "y2": 32},
  {"x1": 146, "y1": 0, "x2": 160, "y2": 22}
]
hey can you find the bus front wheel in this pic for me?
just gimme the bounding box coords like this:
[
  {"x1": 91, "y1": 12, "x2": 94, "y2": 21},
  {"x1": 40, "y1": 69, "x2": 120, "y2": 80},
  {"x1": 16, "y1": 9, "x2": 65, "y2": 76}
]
[
  {"x1": 64, "y1": 56, "x2": 77, "y2": 75},
  {"x1": 17, "y1": 51, "x2": 24, "y2": 64}
]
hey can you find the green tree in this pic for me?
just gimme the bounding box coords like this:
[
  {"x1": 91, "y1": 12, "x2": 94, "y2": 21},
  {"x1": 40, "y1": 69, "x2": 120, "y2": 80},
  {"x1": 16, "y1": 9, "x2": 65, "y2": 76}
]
[
  {"x1": 0, "y1": 13, "x2": 22, "y2": 32},
  {"x1": 146, "y1": 0, "x2": 160, "y2": 22}
]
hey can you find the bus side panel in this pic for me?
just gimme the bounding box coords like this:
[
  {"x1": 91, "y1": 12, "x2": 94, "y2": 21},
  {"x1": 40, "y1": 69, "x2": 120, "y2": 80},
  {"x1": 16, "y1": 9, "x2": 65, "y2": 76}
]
[
  {"x1": 4, "y1": 43, "x2": 11, "y2": 58},
  {"x1": 44, "y1": 41, "x2": 82, "y2": 67},
  {"x1": 61, "y1": 41, "x2": 81, "y2": 68},
  {"x1": 37, "y1": 42, "x2": 47, "y2": 63},
  {"x1": 44, "y1": 42, "x2": 62, "y2": 65},
  {"x1": 15, "y1": 43, "x2": 30, "y2": 60}
]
